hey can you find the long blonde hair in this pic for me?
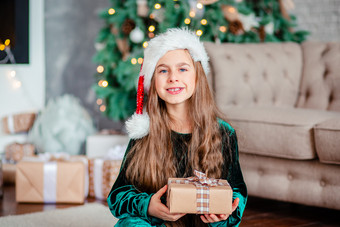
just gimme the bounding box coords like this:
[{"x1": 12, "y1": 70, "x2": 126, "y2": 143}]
[{"x1": 125, "y1": 60, "x2": 230, "y2": 193}]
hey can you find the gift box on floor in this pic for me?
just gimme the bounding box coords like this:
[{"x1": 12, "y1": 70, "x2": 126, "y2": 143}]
[
  {"x1": 5, "y1": 142, "x2": 35, "y2": 163},
  {"x1": 2, "y1": 112, "x2": 36, "y2": 134},
  {"x1": 16, "y1": 155, "x2": 88, "y2": 204},
  {"x1": 167, "y1": 170, "x2": 233, "y2": 215},
  {"x1": 88, "y1": 159, "x2": 122, "y2": 200},
  {"x1": 86, "y1": 131, "x2": 129, "y2": 158}
]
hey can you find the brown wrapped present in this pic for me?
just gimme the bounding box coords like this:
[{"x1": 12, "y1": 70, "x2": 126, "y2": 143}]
[
  {"x1": 5, "y1": 143, "x2": 35, "y2": 162},
  {"x1": 167, "y1": 170, "x2": 233, "y2": 215},
  {"x1": 2, "y1": 112, "x2": 36, "y2": 134},
  {"x1": 16, "y1": 158, "x2": 86, "y2": 204},
  {"x1": 88, "y1": 159, "x2": 122, "y2": 200}
]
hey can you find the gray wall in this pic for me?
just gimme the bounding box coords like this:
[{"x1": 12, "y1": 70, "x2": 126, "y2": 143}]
[
  {"x1": 292, "y1": 0, "x2": 340, "y2": 41},
  {"x1": 44, "y1": 1, "x2": 340, "y2": 131},
  {"x1": 45, "y1": 0, "x2": 124, "y2": 131}
]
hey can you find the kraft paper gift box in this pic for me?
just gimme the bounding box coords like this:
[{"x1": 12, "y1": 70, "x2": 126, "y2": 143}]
[
  {"x1": 88, "y1": 159, "x2": 122, "y2": 200},
  {"x1": 2, "y1": 112, "x2": 36, "y2": 134},
  {"x1": 88, "y1": 145, "x2": 125, "y2": 200},
  {"x1": 86, "y1": 132, "x2": 129, "y2": 158},
  {"x1": 167, "y1": 170, "x2": 233, "y2": 215},
  {"x1": 5, "y1": 142, "x2": 35, "y2": 162},
  {"x1": 16, "y1": 155, "x2": 89, "y2": 204}
]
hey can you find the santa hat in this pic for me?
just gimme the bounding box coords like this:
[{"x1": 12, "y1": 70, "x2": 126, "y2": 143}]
[{"x1": 125, "y1": 28, "x2": 210, "y2": 139}]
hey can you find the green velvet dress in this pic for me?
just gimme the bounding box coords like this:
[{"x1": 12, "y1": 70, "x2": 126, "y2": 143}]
[{"x1": 107, "y1": 120, "x2": 247, "y2": 226}]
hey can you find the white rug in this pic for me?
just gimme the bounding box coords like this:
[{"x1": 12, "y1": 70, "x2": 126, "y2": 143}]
[{"x1": 0, "y1": 203, "x2": 118, "y2": 227}]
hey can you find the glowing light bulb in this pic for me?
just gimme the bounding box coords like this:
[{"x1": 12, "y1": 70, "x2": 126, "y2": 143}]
[
  {"x1": 219, "y1": 26, "x2": 227, "y2": 33},
  {"x1": 102, "y1": 80, "x2": 108, "y2": 87},
  {"x1": 131, "y1": 58, "x2": 137, "y2": 64},
  {"x1": 10, "y1": 70, "x2": 16, "y2": 77},
  {"x1": 184, "y1": 18, "x2": 191, "y2": 24},
  {"x1": 108, "y1": 8, "x2": 115, "y2": 15},
  {"x1": 0, "y1": 44, "x2": 5, "y2": 51},
  {"x1": 100, "y1": 105, "x2": 106, "y2": 112},
  {"x1": 97, "y1": 65, "x2": 104, "y2": 73},
  {"x1": 96, "y1": 99, "x2": 103, "y2": 105},
  {"x1": 138, "y1": 58, "x2": 143, "y2": 64},
  {"x1": 196, "y1": 30, "x2": 203, "y2": 36},
  {"x1": 148, "y1": 25, "x2": 155, "y2": 32},
  {"x1": 189, "y1": 10, "x2": 196, "y2": 18},
  {"x1": 4, "y1": 39, "x2": 10, "y2": 46},
  {"x1": 201, "y1": 19, "x2": 207, "y2": 25},
  {"x1": 228, "y1": 7, "x2": 236, "y2": 13},
  {"x1": 197, "y1": 3, "x2": 203, "y2": 9},
  {"x1": 143, "y1": 41, "x2": 148, "y2": 48},
  {"x1": 154, "y1": 3, "x2": 161, "y2": 9},
  {"x1": 13, "y1": 80, "x2": 22, "y2": 89}
]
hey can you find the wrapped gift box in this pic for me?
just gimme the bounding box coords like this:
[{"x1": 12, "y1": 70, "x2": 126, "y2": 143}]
[
  {"x1": 86, "y1": 133, "x2": 129, "y2": 158},
  {"x1": 166, "y1": 171, "x2": 233, "y2": 215},
  {"x1": 5, "y1": 142, "x2": 35, "y2": 162},
  {"x1": 2, "y1": 112, "x2": 36, "y2": 134},
  {"x1": 88, "y1": 159, "x2": 122, "y2": 200},
  {"x1": 16, "y1": 156, "x2": 88, "y2": 204}
]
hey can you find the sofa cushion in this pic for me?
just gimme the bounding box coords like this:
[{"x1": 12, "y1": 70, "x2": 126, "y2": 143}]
[
  {"x1": 222, "y1": 106, "x2": 340, "y2": 160},
  {"x1": 296, "y1": 42, "x2": 340, "y2": 112},
  {"x1": 204, "y1": 42, "x2": 302, "y2": 109},
  {"x1": 314, "y1": 117, "x2": 340, "y2": 164},
  {"x1": 239, "y1": 153, "x2": 340, "y2": 210}
]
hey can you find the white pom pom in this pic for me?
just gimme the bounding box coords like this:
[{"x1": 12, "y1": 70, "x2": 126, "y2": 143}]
[{"x1": 125, "y1": 112, "x2": 150, "y2": 139}]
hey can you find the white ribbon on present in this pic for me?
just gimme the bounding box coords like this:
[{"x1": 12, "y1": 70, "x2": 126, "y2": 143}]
[
  {"x1": 91, "y1": 144, "x2": 127, "y2": 200},
  {"x1": 7, "y1": 115, "x2": 15, "y2": 134},
  {"x1": 93, "y1": 159, "x2": 105, "y2": 200},
  {"x1": 104, "y1": 145, "x2": 127, "y2": 160},
  {"x1": 43, "y1": 162, "x2": 57, "y2": 203}
]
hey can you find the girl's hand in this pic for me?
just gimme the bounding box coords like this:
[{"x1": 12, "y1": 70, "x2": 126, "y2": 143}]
[
  {"x1": 147, "y1": 185, "x2": 186, "y2": 221},
  {"x1": 200, "y1": 197, "x2": 239, "y2": 223}
]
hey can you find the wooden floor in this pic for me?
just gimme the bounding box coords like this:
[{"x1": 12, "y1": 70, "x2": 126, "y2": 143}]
[{"x1": 1, "y1": 184, "x2": 339, "y2": 226}]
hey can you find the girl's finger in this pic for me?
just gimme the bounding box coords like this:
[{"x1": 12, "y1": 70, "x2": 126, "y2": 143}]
[
  {"x1": 232, "y1": 197, "x2": 240, "y2": 212},
  {"x1": 208, "y1": 214, "x2": 220, "y2": 222},
  {"x1": 155, "y1": 185, "x2": 168, "y2": 198},
  {"x1": 200, "y1": 215, "x2": 209, "y2": 223}
]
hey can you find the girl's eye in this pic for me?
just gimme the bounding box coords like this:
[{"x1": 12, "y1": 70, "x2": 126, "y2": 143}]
[
  {"x1": 160, "y1": 69, "x2": 167, "y2": 74},
  {"x1": 179, "y1": 68, "x2": 187, "y2": 72}
]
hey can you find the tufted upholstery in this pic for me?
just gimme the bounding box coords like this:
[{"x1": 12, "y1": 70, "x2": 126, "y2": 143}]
[
  {"x1": 205, "y1": 41, "x2": 340, "y2": 210},
  {"x1": 297, "y1": 42, "x2": 340, "y2": 111},
  {"x1": 205, "y1": 42, "x2": 302, "y2": 109},
  {"x1": 314, "y1": 117, "x2": 340, "y2": 164},
  {"x1": 240, "y1": 153, "x2": 340, "y2": 210}
]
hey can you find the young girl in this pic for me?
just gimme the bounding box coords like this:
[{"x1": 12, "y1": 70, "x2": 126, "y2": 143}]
[{"x1": 107, "y1": 28, "x2": 247, "y2": 227}]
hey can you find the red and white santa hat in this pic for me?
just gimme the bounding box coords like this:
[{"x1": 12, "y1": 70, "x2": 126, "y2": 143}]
[{"x1": 125, "y1": 28, "x2": 210, "y2": 139}]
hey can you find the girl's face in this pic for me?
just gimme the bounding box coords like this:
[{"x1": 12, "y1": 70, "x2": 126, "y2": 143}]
[{"x1": 154, "y1": 49, "x2": 196, "y2": 109}]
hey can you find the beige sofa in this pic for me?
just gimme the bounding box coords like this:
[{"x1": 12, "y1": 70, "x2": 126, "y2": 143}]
[{"x1": 204, "y1": 41, "x2": 340, "y2": 210}]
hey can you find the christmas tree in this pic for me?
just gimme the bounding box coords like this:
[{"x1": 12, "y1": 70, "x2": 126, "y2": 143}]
[{"x1": 93, "y1": 0, "x2": 308, "y2": 121}]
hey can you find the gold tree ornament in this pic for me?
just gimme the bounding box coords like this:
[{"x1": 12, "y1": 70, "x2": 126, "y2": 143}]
[
  {"x1": 116, "y1": 38, "x2": 130, "y2": 61},
  {"x1": 137, "y1": 0, "x2": 149, "y2": 17},
  {"x1": 199, "y1": 0, "x2": 219, "y2": 5},
  {"x1": 221, "y1": 5, "x2": 239, "y2": 22}
]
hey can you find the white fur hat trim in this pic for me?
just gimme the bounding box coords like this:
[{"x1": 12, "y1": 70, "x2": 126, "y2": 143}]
[
  {"x1": 125, "y1": 112, "x2": 150, "y2": 139},
  {"x1": 142, "y1": 27, "x2": 210, "y2": 91}
]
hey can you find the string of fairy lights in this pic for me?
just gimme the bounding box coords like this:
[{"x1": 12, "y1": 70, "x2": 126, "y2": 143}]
[
  {"x1": 94, "y1": 0, "x2": 240, "y2": 112},
  {"x1": 1, "y1": 39, "x2": 22, "y2": 89}
]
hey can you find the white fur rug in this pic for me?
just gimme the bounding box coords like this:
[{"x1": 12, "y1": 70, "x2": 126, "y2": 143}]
[{"x1": 0, "y1": 203, "x2": 118, "y2": 226}]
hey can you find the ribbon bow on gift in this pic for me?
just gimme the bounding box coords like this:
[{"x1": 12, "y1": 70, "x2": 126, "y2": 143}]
[{"x1": 169, "y1": 170, "x2": 229, "y2": 214}]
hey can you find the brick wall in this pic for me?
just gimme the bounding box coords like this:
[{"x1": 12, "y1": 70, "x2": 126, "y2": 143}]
[{"x1": 291, "y1": 0, "x2": 340, "y2": 41}]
